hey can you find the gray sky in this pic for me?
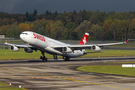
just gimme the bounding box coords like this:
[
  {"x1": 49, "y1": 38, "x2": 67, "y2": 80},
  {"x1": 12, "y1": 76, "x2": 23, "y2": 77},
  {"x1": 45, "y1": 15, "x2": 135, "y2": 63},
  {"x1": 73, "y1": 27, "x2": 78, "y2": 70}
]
[{"x1": 0, "y1": 0, "x2": 135, "y2": 14}]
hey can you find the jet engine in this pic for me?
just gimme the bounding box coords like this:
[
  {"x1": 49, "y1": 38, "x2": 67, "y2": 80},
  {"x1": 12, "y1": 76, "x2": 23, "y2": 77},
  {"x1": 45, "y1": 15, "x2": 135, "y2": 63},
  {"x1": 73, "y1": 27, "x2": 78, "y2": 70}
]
[
  {"x1": 63, "y1": 47, "x2": 72, "y2": 53},
  {"x1": 10, "y1": 46, "x2": 19, "y2": 52},
  {"x1": 23, "y1": 47, "x2": 33, "y2": 53},
  {"x1": 92, "y1": 45, "x2": 101, "y2": 52}
]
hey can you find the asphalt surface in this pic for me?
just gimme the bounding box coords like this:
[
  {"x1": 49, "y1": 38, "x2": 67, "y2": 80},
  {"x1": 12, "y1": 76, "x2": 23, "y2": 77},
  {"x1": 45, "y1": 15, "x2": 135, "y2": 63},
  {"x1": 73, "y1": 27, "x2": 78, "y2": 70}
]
[{"x1": 0, "y1": 57, "x2": 135, "y2": 90}]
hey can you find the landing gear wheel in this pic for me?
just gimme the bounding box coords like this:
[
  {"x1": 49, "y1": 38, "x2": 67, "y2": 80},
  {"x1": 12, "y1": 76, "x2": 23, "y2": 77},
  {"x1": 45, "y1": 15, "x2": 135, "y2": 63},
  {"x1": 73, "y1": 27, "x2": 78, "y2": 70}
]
[
  {"x1": 40, "y1": 56, "x2": 43, "y2": 59},
  {"x1": 53, "y1": 55, "x2": 58, "y2": 60},
  {"x1": 44, "y1": 56, "x2": 47, "y2": 61},
  {"x1": 40, "y1": 56, "x2": 47, "y2": 61},
  {"x1": 64, "y1": 57, "x2": 70, "y2": 61}
]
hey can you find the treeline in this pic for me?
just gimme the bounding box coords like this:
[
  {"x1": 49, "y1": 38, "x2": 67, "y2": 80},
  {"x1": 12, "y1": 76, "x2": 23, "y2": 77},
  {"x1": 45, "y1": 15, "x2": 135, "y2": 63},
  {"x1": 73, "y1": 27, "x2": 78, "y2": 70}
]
[{"x1": 1, "y1": 9, "x2": 135, "y2": 40}]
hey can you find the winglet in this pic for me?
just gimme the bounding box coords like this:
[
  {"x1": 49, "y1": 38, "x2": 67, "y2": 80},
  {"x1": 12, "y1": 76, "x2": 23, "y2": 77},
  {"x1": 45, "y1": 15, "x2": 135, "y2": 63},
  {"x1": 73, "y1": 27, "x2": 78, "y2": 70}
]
[
  {"x1": 124, "y1": 39, "x2": 129, "y2": 43},
  {"x1": 5, "y1": 40, "x2": 7, "y2": 44}
]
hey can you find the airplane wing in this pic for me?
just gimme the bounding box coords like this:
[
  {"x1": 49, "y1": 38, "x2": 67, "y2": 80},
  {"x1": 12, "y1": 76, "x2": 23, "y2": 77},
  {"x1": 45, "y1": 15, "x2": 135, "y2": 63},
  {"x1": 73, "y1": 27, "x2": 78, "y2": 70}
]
[
  {"x1": 70, "y1": 40, "x2": 128, "y2": 50},
  {"x1": 5, "y1": 40, "x2": 33, "y2": 48},
  {"x1": 53, "y1": 40, "x2": 129, "y2": 50}
]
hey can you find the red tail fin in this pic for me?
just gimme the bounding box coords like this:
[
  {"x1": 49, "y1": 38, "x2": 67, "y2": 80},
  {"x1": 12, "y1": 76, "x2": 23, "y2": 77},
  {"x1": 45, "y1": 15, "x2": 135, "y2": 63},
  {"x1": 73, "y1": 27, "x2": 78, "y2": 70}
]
[
  {"x1": 79, "y1": 33, "x2": 89, "y2": 45},
  {"x1": 5, "y1": 40, "x2": 7, "y2": 43},
  {"x1": 124, "y1": 39, "x2": 129, "y2": 43}
]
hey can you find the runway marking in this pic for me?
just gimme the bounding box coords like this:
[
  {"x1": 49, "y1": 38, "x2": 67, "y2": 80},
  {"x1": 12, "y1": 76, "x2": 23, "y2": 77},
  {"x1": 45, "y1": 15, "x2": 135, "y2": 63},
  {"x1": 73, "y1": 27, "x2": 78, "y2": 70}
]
[
  {"x1": 0, "y1": 76, "x2": 95, "y2": 80},
  {"x1": 0, "y1": 76, "x2": 55, "y2": 79},
  {"x1": 0, "y1": 67, "x2": 131, "y2": 90},
  {"x1": 57, "y1": 77, "x2": 130, "y2": 90},
  {"x1": 0, "y1": 64, "x2": 7, "y2": 66}
]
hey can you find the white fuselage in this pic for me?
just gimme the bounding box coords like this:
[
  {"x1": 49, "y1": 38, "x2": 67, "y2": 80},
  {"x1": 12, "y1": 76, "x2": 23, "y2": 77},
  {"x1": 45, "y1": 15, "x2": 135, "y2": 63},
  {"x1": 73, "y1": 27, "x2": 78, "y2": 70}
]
[{"x1": 20, "y1": 31, "x2": 85, "y2": 58}]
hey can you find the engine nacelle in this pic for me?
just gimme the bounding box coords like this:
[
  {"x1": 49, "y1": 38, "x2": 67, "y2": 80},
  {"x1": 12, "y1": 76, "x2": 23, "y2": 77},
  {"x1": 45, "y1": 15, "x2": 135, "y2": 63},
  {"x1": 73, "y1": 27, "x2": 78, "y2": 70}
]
[
  {"x1": 63, "y1": 47, "x2": 72, "y2": 53},
  {"x1": 92, "y1": 45, "x2": 101, "y2": 52},
  {"x1": 10, "y1": 46, "x2": 19, "y2": 52},
  {"x1": 23, "y1": 47, "x2": 33, "y2": 53}
]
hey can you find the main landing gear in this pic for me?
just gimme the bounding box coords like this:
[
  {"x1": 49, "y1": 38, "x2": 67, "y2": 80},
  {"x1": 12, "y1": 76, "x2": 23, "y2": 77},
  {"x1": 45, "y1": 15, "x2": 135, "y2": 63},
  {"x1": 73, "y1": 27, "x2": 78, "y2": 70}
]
[
  {"x1": 53, "y1": 55, "x2": 58, "y2": 60},
  {"x1": 40, "y1": 51, "x2": 47, "y2": 61},
  {"x1": 63, "y1": 56, "x2": 70, "y2": 61},
  {"x1": 40, "y1": 51, "x2": 70, "y2": 61}
]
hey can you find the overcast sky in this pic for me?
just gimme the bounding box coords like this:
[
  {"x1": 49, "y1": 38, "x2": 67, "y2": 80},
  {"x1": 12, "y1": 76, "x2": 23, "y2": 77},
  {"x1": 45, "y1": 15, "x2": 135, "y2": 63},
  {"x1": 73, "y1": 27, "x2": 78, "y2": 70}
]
[{"x1": 0, "y1": 0, "x2": 135, "y2": 14}]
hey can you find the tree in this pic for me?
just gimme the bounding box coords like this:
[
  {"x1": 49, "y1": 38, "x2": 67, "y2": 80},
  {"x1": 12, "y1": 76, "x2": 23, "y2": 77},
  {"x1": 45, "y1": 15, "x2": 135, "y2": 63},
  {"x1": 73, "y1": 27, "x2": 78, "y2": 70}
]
[
  {"x1": 61, "y1": 12, "x2": 71, "y2": 26},
  {"x1": 25, "y1": 11, "x2": 29, "y2": 19},
  {"x1": 32, "y1": 9, "x2": 37, "y2": 21},
  {"x1": 70, "y1": 10, "x2": 77, "y2": 22},
  {"x1": 33, "y1": 9, "x2": 37, "y2": 17},
  {"x1": 0, "y1": 25, "x2": 6, "y2": 35},
  {"x1": 45, "y1": 24, "x2": 50, "y2": 35},
  {"x1": 102, "y1": 19, "x2": 113, "y2": 40},
  {"x1": 76, "y1": 20, "x2": 91, "y2": 39},
  {"x1": 52, "y1": 20, "x2": 64, "y2": 39},
  {"x1": 82, "y1": 9, "x2": 87, "y2": 20},
  {"x1": 2, "y1": 18, "x2": 10, "y2": 25},
  {"x1": 19, "y1": 23, "x2": 30, "y2": 33},
  {"x1": 103, "y1": 19, "x2": 113, "y2": 31},
  {"x1": 5, "y1": 24, "x2": 19, "y2": 38},
  {"x1": 130, "y1": 19, "x2": 135, "y2": 38},
  {"x1": 45, "y1": 10, "x2": 52, "y2": 20},
  {"x1": 90, "y1": 24, "x2": 102, "y2": 40},
  {"x1": 109, "y1": 19, "x2": 118, "y2": 40},
  {"x1": 64, "y1": 22, "x2": 76, "y2": 39},
  {"x1": 54, "y1": 11, "x2": 58, "y2": 19},
  {"x1": 35, "y1": 19, "x2": 47, "y2": 35}
]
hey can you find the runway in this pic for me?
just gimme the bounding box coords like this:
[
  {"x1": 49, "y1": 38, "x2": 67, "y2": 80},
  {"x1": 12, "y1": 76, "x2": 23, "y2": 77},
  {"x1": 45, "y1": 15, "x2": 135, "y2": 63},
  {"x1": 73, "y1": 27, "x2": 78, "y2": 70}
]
[{"x1": 0, "y1": 57, "x2": 135, "y2": 90}]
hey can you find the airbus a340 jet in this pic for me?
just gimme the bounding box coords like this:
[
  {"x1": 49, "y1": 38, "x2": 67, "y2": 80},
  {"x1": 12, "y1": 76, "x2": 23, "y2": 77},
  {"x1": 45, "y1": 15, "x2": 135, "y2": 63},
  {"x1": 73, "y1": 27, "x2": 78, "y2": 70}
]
[{"x1": 5, "y1": 31, "x2": 128, "y2": 61}]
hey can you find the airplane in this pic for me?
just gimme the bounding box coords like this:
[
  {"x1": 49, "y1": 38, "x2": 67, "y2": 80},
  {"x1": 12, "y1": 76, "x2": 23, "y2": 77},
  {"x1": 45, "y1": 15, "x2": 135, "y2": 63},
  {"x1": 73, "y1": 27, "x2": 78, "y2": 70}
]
[{"x1": 5, "y1": 31, "x2": 129, "y2": 61}]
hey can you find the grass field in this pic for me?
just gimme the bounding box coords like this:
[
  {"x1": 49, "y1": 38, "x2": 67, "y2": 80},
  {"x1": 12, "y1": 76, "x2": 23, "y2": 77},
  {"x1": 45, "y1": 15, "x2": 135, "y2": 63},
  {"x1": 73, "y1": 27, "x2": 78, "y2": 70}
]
[
  {"x1": 77, "y1": 65, "x2": 135, "y2": 76},
  {"x1": 0, "y1": 49, "x2": 53, "y2": 60},
  {"x1": 82, "y1": 49, "x2": 135, "y2": 58},
  {"x1": 0, "y1": 87, "x2": 27, "y2": 90},
  {"x1": 106, "y1": 61, "x2": 135, "y2": 64},
  {"x1": 0, "y1": 82, "x2": 8, "y2": 86},
  {"x1": 0, "y1": 82, "x2": 27, "y2": 90},
  {"x1": 0, "y1": 49, "x2": 135, "y2": 60},
  {"x1": 77, "y1": 49, "x2": 135, "y2": 76}
]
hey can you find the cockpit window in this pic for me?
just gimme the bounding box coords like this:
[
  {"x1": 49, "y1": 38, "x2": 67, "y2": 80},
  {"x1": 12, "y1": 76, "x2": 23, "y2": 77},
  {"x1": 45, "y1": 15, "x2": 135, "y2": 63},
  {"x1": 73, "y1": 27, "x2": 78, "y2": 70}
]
[{"x1": 22, "y1": 33, "x2": 28, "y2": 35}]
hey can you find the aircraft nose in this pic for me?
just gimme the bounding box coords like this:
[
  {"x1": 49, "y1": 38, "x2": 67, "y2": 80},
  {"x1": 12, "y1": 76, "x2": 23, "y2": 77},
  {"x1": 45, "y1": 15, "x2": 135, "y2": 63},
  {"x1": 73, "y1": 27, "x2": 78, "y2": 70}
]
[{"x1": 20, "y1": 34, "x2": 25, "y2": 40}]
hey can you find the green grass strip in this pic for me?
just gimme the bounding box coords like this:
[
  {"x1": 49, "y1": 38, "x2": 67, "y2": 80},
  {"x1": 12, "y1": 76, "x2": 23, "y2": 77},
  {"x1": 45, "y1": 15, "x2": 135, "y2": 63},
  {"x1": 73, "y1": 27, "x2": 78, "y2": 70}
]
[
  {"x1": 82, "y1": 50, "x2": 135, "y2": 58},
  {"x1": 0, "y1": 82, "x2": 27, "y2": 90},
  {"x1": 0, "y1": 48, "x2": 54, "y2": 60},
  {"x1": 0, "y1": 49, "x2": 135, "y2": 60},
  {"x1": 0, "y1": 87, "x2": 27, "y2": 90},
  {"x1": 77, "y1": 65, "x2": 135, "y2": 76},
  {"x1": 106, "y1": 61, "x2": 135, "y2": 64},
  {"x1": 0, "y1": 82, "x2": 8, "y2": 86}
]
